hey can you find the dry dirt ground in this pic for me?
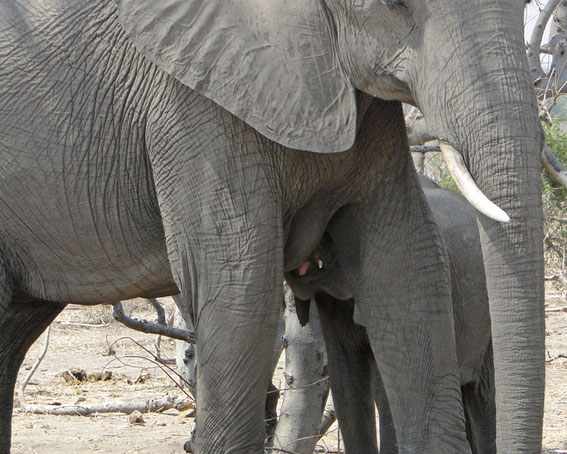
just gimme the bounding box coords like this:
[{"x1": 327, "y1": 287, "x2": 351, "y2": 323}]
[{"x1": 9, "y1": 289, "x2": 567, "y2": 454}]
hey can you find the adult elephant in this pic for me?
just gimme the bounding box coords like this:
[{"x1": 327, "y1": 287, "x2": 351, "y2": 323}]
[
  {"x1": 0, "y1": 1, "x2": 544, "y2": 453},
  {"x1": 287, "y1": 175, "x2": 495, "y2": 454}
]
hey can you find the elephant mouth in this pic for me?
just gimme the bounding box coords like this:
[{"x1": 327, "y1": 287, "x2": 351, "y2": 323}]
[
  {"x1": 293, "y1": 252, "x2": 325, "y2": 277},
  {"x1": 290, "y1": 232, "x2": 338, "y2": 278}
]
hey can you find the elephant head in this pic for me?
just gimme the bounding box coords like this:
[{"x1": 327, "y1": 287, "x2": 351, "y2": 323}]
[{"x1": 118, "y1": 0, "x2": 544, "y2": 451}]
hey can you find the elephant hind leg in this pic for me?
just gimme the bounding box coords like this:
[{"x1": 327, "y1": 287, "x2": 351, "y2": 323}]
[
  {"x1": 462, "y1": 343, "x2": 496, "y2": 454},
  {"x1": 0, "y1": 287, "x2": 65, "y2": 454}
]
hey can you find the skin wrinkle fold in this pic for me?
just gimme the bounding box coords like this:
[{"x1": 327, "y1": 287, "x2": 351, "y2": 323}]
[
  {"x1": 0, "y1": 0, "x2": 546, "y2": 452},
  {"x1": 0, "y1": 2, "x2": 177, "y2": 301}
]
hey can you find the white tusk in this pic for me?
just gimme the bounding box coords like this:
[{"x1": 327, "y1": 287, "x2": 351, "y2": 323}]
[
  {"x1": 439, "y1": 141, "x2": 511, "y2": 223},
  {"x1": 317, "y1": 258, "x2": 324, "y2": 269},
  {"x1": 541, "y1": 145, "x2": 567, "y2": 188}
]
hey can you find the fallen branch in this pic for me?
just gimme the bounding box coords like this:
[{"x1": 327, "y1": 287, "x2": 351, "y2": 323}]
[
  {"x1": 18, "y1": 330, "x2": 194, "y2": 416},
  {"x1": 545, "y1": 306, "x2": 567, "y2": 313},
  {"x1": 19, "y1": 394, "x2": 191, "y2": 416},
  {"x1": 55, "y1": 321, "x2": 110, "y2": 328},
  {"x1": 148, "y1": 298, "x2": 167, "y2": 325},
  {"x1": 144, "y1": 298, "x2": 177, "y2": 365},
  {"x1": 112, "y1": 302, "x2": 195, "y2": 344}
]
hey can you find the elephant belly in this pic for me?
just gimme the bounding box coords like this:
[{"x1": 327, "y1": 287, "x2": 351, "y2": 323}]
[
  {"x1": 0, "y1": 89, "x2": 174, "y2": 302},
  {"x1": 0, "y1": 167, "x2": 176, "y2": 303}
]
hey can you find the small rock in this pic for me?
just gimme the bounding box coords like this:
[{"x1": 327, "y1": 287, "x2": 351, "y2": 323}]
[
  {"x1": 100, "y1": 371, "x2": 113, "y2": 381},
  {"x1": 61, "y1": 369, "x2": 87, "y2": 383},
  {"x1": 175, "y1": 400, "x2": 195, "y2": 412},
  {"x1": 128, "y1": 410, "x2": 145, "y2": 425},
  {"x1": 25, "y1": 423, "x2": 33, "y2": 429},
  {"x1": 132, "y1": 373, "x2": 150, "y2": 384},
  {"x1": 87, "y1": 371, "x2": 113, "y2": 382}
]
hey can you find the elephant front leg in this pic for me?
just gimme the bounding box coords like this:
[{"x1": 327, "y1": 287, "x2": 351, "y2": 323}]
[
  {"x1": 190, "y1": 266, "x2": 281, "y2": 453},
  {"x1": 169, "y1": 223, "x2": 282, "y2": 453},
  {"x1": 328, "y1": 178, "x2": 471, "y2": 454},
  {"x1": 167, "y1": 228, "x2": 282, "y2": 453},
  {"x1": 149, "y1": 145, "x2": 284, "y2": 453}
]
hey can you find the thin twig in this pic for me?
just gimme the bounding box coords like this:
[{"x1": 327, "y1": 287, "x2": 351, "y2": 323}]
[
  {"x1": 18, "y1": 326, "x2": 51, "y2": 409},
  {"x1": 106, "y1": 336, "x2": 194, "y2": 400},
  {"x1": 267, "y1": 375, "x2": 329, "y2": 394},
  {"x1": 546, "y1": 353, "x2": 567, "y2": 362},
  {"x1": 268, "y1": 448, "x2": 303, "y2": 454}
]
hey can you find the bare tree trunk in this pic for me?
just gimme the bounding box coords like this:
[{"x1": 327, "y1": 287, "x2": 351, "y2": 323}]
[
  {"x1": 172, "y1": 294, "x2": 197, "y2": 396},
  {"x1": 270, "y1": 289, "x2": 329, "y2": 454},
  {"x1": 552, "y1": 1, "x2": 567, "y2": 36},
  {"x1": 411, "y1": 152, "x2": 426, "y2": 174},
  {"x1": 548, "y1": 1, "x2": 567, "y2": 97}
]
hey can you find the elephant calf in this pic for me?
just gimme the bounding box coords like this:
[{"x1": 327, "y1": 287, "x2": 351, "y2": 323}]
[{"x1": 286, "y1": 176, "x2": 495, "y2": 454}]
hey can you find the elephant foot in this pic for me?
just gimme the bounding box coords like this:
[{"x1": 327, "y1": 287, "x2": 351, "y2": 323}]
[
  {"x1": 183, "y1": 428, "x2": 196, "y2": 453},
  {"x1": 183, "y1": 440, "x2": 193, "y2": 453},
  {"x1": 183, "y1": 437, "x2": 194, "y2": 452}
]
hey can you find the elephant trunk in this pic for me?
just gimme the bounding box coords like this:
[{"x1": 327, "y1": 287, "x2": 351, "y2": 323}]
[
  {"x1": 467, "y1": 113, "x2": 544, "y2": 454},
  {"x1": 416, "y1": 8, "x2": 546, "y2": 450}
]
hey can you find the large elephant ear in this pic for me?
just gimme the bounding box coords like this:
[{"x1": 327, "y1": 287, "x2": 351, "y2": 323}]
[{"x1": 116, "y1": 0, "x2": 356, "y2": 153}]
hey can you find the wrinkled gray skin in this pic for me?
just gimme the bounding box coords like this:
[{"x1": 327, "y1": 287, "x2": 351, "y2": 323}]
[
  {"x1": 287, "y1": 176, "x2": 495, "y2": 454},
  {"x1": 0, "y1": 0, "x2": 544, "y2": 453}
]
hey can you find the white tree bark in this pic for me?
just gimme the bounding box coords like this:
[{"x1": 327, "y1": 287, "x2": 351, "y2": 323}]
[
  {"x1": 549, "y1": 0, "x2": 567, "y2": 95},
  {"x1": 173, "y1": 302, "x2": 197, "y2": 396},
  {"x1": 271, "y1": 289, "x2": 329, "y2": 454},
  {"x1": 527, "y1": 0, "x2": 567, "y2": 98},
  {"x1": 20, "y1": 395, "x2": 190, "y2": 416}
]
